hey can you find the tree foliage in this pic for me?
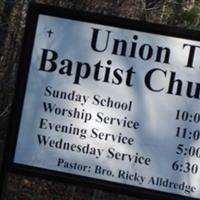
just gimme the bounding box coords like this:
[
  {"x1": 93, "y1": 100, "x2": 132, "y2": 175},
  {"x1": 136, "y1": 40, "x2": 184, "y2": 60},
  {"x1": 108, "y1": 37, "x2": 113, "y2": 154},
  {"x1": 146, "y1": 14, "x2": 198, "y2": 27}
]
[{"x1": 1, "y1": 0, "x2": 200, "y2": 199}]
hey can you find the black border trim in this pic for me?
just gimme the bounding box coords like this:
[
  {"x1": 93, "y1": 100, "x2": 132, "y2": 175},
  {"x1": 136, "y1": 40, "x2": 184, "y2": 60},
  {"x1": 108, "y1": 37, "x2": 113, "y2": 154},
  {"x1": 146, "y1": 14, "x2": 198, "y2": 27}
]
[{"x1": 3, "y1": 3, "x2": 200, "y2": 200}]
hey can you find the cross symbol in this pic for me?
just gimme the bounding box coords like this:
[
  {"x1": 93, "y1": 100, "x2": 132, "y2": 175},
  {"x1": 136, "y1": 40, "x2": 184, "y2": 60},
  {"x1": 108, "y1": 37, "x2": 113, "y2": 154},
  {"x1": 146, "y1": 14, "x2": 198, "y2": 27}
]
[{"x1": 47, "y1": 29, "x2": 53, "y2": 38}]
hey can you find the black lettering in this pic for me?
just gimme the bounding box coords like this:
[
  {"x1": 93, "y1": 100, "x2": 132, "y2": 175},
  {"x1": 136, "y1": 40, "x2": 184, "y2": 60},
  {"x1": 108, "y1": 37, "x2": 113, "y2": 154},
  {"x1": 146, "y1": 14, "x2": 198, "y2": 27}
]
[
  {"x1": 186, "y1": 81, "x2": 200, "y2": 99},
  {"x1": 155, "y1": 46, "x2": 170, "y2": 64},
  {"x1": 112, "y1": 39, "x2": 127, "y2": 56},
  {"x1": 145, "y1": 68, "x2": 167, "y2": 92},
  {"x1": 74, "y1": 62, "x2": 91, "y2": 84},
  {"x1": 39, "y1": 49, "x2": 58, "y2": 72},
  {"x1": 139, "y1": 44, "x2": 153, "y2": 60},
  {"x1": 167, "y1": 71, "x2": 183, "y2": 96},
  {"x1": 126, "y1": 66, "x2": 135, "y2": 87},
  {"x1": 91, "y1": 28, "x2": 112, "y2": 52},
  {"x1": 93, "y1": 61, "x2": 103, "y2": 81},
  {"x1": 112, "y1": 68, "x2": 123, "y2": 85},
  {"x1": 59, "y1": 59, "x2": 73, "y2": 75},
  {"x1": 183, "y1": 43, "x2": 200, "y2": 68}
]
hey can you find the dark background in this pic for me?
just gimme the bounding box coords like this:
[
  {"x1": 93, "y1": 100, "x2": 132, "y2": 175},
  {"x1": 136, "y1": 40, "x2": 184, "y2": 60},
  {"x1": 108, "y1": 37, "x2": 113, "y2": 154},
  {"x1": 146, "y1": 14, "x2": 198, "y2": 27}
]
[{"x1": 0, "y1": 0, "x2": 200, "y2": 199}]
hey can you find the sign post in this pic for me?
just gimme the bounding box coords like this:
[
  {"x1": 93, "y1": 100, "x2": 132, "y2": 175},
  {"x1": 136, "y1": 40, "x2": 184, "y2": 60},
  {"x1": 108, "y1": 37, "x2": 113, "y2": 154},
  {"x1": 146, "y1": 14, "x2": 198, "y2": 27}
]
[{"x1": 6, "y1": 3, "x2": 200, "y2": 199}]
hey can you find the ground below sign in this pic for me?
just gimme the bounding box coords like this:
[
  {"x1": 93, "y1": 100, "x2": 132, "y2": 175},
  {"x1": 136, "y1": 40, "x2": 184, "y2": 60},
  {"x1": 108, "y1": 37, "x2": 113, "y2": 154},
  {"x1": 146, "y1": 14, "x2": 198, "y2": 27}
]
[{"x1": 8, "y1": 4, "x2": 200, "y2": 200}]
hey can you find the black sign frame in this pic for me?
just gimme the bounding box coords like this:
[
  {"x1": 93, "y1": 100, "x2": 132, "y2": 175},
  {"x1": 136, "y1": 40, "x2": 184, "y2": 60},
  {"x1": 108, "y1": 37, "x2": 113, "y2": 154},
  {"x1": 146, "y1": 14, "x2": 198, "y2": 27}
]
[{"x1": 3, "y1": 3, "x2": 200, "y2": 200}]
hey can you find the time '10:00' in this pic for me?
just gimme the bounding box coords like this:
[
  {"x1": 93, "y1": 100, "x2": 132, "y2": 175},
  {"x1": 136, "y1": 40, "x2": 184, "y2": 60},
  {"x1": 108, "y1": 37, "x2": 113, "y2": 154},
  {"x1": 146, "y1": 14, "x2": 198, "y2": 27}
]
[{"x1": 176, "y1": 109, "x2": 200, "y2": 123}]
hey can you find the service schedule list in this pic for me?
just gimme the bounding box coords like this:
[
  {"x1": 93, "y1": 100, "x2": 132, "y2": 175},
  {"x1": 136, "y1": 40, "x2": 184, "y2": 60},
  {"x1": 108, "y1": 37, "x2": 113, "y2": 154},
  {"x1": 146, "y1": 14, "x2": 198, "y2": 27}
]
[{"x1": 13, "y1": 12, "x2": 200, "y2": 199}]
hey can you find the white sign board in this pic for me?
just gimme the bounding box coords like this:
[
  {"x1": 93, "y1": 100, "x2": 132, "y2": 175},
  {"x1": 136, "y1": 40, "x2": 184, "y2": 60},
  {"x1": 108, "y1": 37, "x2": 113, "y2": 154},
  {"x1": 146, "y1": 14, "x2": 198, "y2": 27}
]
[{"x1": 10, "y1": 4, "x2": 200, "y2": 200}]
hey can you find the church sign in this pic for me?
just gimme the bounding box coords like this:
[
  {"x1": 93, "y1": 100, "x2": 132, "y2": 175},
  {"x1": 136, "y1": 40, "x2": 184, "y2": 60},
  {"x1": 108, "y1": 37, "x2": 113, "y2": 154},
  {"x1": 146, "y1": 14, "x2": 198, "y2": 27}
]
[{"x1": 6, "y1": 3, "x2": 200, "y2": 200}]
